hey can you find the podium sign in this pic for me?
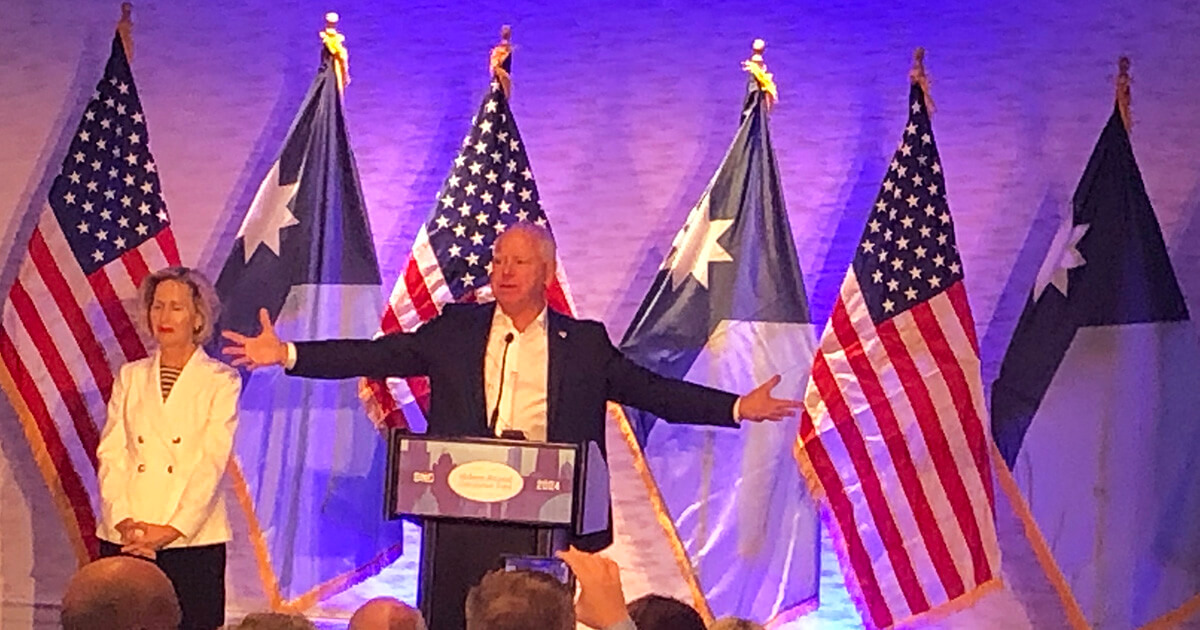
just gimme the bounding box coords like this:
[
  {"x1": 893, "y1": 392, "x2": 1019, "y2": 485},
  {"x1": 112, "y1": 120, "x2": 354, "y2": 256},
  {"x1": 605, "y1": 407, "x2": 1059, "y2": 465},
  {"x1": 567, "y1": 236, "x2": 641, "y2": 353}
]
[
  {"x1": 387, "y1": 434, "x2": 581, "y2": 527},
  {"x1": 386, "y1": 431, "x2": 610, "y2": 629}
]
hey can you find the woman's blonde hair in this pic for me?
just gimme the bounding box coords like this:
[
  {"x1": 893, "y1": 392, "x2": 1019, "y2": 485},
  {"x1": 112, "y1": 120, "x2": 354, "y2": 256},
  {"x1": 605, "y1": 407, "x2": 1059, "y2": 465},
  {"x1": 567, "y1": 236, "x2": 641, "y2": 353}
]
[{"x1": 138, "y1": 266, "x2": 221, "y2": 345}]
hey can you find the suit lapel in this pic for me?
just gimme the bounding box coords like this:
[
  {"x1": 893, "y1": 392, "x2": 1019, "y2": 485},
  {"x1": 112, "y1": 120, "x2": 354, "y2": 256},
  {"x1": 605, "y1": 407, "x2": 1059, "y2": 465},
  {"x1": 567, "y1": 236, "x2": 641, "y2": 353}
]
[{"x1": 546, "y1": 309, "x2": 568, "y2": 441}]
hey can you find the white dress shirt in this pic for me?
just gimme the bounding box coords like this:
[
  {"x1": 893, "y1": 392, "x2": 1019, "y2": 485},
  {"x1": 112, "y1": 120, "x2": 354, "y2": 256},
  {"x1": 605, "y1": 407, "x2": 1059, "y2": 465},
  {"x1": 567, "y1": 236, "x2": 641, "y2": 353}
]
[
  {"x1": 282, "y1": 311, "x2": 551, "y2": 440},
  {"x1": 484, "y1": 306, "x2": 549, "y2": 441}
]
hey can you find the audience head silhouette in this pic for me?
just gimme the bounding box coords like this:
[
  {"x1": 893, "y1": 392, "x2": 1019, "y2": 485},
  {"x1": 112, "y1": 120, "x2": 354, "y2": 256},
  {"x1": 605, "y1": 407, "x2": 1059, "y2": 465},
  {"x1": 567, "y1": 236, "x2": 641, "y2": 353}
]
[
  {"x1": 708, "y1": 616, "x2": 767, "y2": 630},
  {"x1": 61, "y1": 556, "x2": 181, "y2": 630},
  {"x1": 626, "y1": 593, "x2": 706, "y2": 630},
  {"x1": 464, "y1": 569, "x2": 573, "y2": 630},
  {"x1": 348, "y1": 597, "x2": 427, "y2": 630},
  {"x1": 230, "y1": 611, "x2": 317, "y2": 629}
]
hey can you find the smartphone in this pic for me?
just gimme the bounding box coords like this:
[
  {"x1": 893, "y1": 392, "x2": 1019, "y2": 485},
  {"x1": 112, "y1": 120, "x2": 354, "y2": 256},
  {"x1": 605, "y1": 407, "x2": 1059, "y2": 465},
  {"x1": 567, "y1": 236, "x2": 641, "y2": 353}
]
[{"x1": 502, "y1": 554, "x2": 574, "y2": 588}]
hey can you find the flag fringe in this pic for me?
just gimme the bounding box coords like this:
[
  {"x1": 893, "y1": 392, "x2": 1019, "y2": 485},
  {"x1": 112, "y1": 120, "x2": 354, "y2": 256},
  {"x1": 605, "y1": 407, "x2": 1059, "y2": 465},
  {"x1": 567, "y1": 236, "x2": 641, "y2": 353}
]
[
  {"x1": 280, "y1": 542, "x2": 406, "y2": 613},
  {"x1": 227, "y1": 459, "x2": 285, "y2": 609},
  {"x1": 895, "y1": 577, "x2": 1003, "y2": 629},
  {"x1": 763, "y1": 593, "x2": 819, "y2": 629},
  {"x1": 610, "y1": 402, "x2": 714, "y2": 623},
  {"x1": 228, "y1": 455, "x2": 405, "y2": 614},
  {"x1": 0, "y1": 360, "x2": 92, "y2": 566},
  {"x1": 794, "y1": 430, "x2": 1091, "y2": 630},
  {"x1": 988, "y1": 442, "x2": 1092, "y2": 630},
  {"x1": 1140, "y1": 592, "x2": 1200, "y2": 629},
  {"x1": 792, "y1": 436, "x2": 882, "y2": 627},
  {"x1": 792, "y1": 436, "x2": 1007, "y2": 630}
]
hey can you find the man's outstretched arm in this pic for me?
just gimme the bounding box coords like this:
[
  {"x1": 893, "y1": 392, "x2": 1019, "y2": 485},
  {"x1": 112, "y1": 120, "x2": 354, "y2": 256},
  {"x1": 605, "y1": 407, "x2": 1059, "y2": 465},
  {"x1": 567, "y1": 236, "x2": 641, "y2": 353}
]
[
  {"x1": 602, "y1": 334, "x2": 801, "y2": 424},
  {"x1": 221, "y1": 307, "x2": 432, "y2": 379}
]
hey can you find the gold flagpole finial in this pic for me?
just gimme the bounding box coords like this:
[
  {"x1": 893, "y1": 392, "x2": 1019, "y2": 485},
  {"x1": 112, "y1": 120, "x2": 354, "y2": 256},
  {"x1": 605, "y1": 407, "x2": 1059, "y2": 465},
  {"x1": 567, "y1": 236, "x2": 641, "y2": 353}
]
[
  {"x1": 742, "y1": 38, "x2": 779, "y2": 108},
  {"x1": 320, "y1": 11, "x2": 350, "y2": 91},
  {"x1": 1116, "y1": 56, "x2": 1132, "y2": 132},
  {"x1": 117, "y1": 2, "x2": 134, "y2": 61},
  {"x1": 749, "y1": 38, "x2": 766, "y2": 65},
  {"x1": 909, "y1": 47, "x2": 935, "y2": 115},
  {"x1": 490, "y1": 25, "x2": 514, "y2": 98}
]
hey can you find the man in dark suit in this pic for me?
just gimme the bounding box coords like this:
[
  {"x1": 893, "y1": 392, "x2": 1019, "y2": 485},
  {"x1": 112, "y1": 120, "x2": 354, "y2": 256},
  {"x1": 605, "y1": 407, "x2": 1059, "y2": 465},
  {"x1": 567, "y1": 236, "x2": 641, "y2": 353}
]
[
  {"x1": 224, "y1": 223, "x2": 799, "y2": 519},
  {"x1": 223, "y1": 223, "x2": 799, "y2": 624}
]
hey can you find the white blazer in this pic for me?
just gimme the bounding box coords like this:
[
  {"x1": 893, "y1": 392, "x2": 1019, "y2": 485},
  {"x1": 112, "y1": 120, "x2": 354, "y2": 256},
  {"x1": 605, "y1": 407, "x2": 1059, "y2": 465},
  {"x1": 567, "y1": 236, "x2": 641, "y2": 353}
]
[{"x1": 96, "y1": 347, "x2": 241, "y2": 548}]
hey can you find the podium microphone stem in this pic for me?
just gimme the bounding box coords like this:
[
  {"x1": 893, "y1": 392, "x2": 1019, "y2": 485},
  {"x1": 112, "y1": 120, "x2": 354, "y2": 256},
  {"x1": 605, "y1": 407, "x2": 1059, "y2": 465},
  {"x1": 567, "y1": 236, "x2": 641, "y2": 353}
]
[{"x1": 488, "y1": 332, "x2": 515, "y2": 435}]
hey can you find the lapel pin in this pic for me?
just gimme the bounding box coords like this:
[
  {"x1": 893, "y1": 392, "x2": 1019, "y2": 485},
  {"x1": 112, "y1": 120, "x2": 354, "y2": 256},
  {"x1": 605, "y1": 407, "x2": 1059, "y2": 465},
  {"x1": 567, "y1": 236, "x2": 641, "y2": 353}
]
[{"x1": 558, "y1": 330, "x2": 567, "y2": 339}]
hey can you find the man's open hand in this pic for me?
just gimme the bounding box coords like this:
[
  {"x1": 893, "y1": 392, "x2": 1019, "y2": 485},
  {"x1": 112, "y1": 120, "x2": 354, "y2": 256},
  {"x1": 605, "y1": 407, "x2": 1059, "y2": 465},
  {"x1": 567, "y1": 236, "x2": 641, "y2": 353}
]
[
  {"x1": 221, "y1": 308, "x2": 287, "y2": 370},
  {"x1": 737, "y1": 374, "x2": 803, "y2": 422}
]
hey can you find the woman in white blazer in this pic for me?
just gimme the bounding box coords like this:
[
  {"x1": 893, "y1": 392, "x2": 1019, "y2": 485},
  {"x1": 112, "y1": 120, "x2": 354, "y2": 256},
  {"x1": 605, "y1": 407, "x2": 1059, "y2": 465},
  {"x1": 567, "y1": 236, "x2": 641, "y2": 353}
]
[{"x1": 96, "y1": 267, "x2": 240, "y2": 630}]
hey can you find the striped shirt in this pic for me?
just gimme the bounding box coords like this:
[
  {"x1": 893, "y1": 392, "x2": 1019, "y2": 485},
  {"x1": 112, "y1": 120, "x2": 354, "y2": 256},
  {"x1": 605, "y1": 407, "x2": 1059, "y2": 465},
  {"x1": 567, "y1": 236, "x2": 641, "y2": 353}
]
[{"x1": 160, "y1": 365, "x2": 181, "y2": 401}]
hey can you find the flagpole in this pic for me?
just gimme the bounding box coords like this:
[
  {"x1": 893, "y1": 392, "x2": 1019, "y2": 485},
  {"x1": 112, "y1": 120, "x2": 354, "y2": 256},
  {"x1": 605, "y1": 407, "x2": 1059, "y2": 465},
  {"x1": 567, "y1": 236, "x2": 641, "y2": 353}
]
[
  {"x1": 116, "y1": 2, "x2": 133, "y2": 61},
  {"x1": 909, "y1": 47, "x2": 935, "y2": 115},
  {"x1": 320, "y1": 12, "x2": 350, "y2": 92},
  {"x1": 1116, "y1": 56, "x2": 1132, "y2": 132}
]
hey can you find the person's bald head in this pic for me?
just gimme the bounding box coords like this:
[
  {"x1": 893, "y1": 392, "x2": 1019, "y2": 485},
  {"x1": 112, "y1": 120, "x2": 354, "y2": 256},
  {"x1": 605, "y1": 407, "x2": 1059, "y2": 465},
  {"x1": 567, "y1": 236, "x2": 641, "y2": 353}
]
[
  {"x1": 348, "y1": 597, "x2": 426, "y2": 630},
  {"x1": 61, "y1": 556, "x2": 181, "y2": 630}
]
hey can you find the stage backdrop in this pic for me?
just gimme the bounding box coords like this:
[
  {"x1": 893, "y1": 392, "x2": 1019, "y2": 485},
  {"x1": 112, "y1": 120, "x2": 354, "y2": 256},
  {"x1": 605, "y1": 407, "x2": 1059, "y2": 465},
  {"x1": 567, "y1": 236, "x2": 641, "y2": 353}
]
[{"x1": 2, "y1": 0, "x2": 1200, "y2": 628}]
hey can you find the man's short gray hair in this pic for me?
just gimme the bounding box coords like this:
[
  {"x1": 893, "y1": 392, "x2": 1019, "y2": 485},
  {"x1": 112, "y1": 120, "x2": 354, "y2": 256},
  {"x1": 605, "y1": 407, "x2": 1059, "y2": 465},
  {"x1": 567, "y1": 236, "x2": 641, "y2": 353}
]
[
  {"x1": 495, "y1": 222, "x2": 556, "y2": 265},
  {"x1": 138, "y1": 266, "x2": 221, "y2": 345}
]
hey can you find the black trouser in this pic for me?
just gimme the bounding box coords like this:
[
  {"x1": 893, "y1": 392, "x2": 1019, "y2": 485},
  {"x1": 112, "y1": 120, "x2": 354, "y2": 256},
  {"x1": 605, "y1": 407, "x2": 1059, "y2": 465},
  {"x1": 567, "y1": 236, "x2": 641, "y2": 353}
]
[{"x1": 100, "y1": 539, "x2": 226, "y2": 630}]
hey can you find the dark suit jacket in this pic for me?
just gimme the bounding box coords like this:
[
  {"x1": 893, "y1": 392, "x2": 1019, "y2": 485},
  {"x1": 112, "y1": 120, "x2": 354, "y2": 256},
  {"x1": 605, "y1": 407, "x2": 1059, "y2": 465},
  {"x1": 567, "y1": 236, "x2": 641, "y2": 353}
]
[{"x1": 289, "y1": 302, "x2": 738, "y2": 549}]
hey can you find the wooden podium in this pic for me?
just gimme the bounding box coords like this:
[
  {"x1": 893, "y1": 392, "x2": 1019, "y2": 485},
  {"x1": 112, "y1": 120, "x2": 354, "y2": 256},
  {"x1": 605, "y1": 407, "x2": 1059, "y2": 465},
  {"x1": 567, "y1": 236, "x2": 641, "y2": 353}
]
[{"x1": 385, "y1": 431, "x2": 609, "y2": 629}]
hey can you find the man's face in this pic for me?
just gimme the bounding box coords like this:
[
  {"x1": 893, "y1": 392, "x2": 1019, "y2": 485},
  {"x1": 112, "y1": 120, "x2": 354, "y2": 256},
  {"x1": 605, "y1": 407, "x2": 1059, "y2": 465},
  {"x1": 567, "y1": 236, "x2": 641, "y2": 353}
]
[{"x1": 491, "y1": 230, "x2": 551, "y2": 312}]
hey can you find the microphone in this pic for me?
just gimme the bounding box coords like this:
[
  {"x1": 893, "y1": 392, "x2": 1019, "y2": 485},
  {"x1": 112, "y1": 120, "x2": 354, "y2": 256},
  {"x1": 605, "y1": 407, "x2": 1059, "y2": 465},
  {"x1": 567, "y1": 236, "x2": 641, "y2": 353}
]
[{"x1": 488, "y1": 332, "x2": 515, "y2": 435}]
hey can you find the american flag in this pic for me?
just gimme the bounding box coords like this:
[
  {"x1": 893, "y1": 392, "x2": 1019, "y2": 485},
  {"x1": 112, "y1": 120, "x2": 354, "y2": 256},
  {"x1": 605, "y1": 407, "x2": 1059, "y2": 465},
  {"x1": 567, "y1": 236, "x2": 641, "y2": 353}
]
[
  {"x1": 794, "y1": 83, "x2": 999, "y2": 629},
  {"x1": 362, "y1": 43, "x2": 574, "y2": 425},
  {"x1": 0, "y1": 33, "x2": 179, "y2": 562}
]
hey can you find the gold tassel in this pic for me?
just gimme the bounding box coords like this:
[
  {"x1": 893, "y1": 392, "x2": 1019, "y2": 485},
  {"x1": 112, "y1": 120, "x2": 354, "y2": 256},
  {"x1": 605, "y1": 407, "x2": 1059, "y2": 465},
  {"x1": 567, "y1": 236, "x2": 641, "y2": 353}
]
[
  {"x1": 116, "y1": 2, "x2": 134, "y2": 62},
  {"x1": 489, "y1": 25, "x2": 514, "y2": 99},
  {"x1": 1116, "y1": 56, "x2": 1132, "y2": 132},
  {"x1": 742, "y1": 38, "x2": 779, "y2": 108},
  {"x1": 320, "y1": 12, "x2": 350, "y2": 92},
  {"x1": 909, "y1": 47, "x2": 936, "y2": 116}
]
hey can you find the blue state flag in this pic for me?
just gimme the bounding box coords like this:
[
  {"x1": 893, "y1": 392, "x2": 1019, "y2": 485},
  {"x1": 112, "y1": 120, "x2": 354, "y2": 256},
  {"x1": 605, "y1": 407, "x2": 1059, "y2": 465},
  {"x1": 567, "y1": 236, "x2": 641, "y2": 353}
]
[
  {"x1": 990, "y1": 106, "x2": 1200, "y2": 628},
  {"x1": 619, "y1": 77, "x2": 820, "y2": 621},
  {"x1": 215, "y1": 47, "x2": 402, "y2": 605}
]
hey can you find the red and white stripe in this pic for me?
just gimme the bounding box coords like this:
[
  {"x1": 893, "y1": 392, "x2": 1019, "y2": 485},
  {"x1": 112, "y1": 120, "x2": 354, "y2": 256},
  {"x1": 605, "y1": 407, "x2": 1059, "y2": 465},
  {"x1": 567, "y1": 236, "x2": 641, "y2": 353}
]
[
  {"x1": 364, "y1": 225, "x2": 576, "y2": 426},
  {"x1": 796, "y1": 273, "x2": 999, "y2": 630},
  {"x1": 0, "y1": 206, "x2": 178, "y2": 558}
]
